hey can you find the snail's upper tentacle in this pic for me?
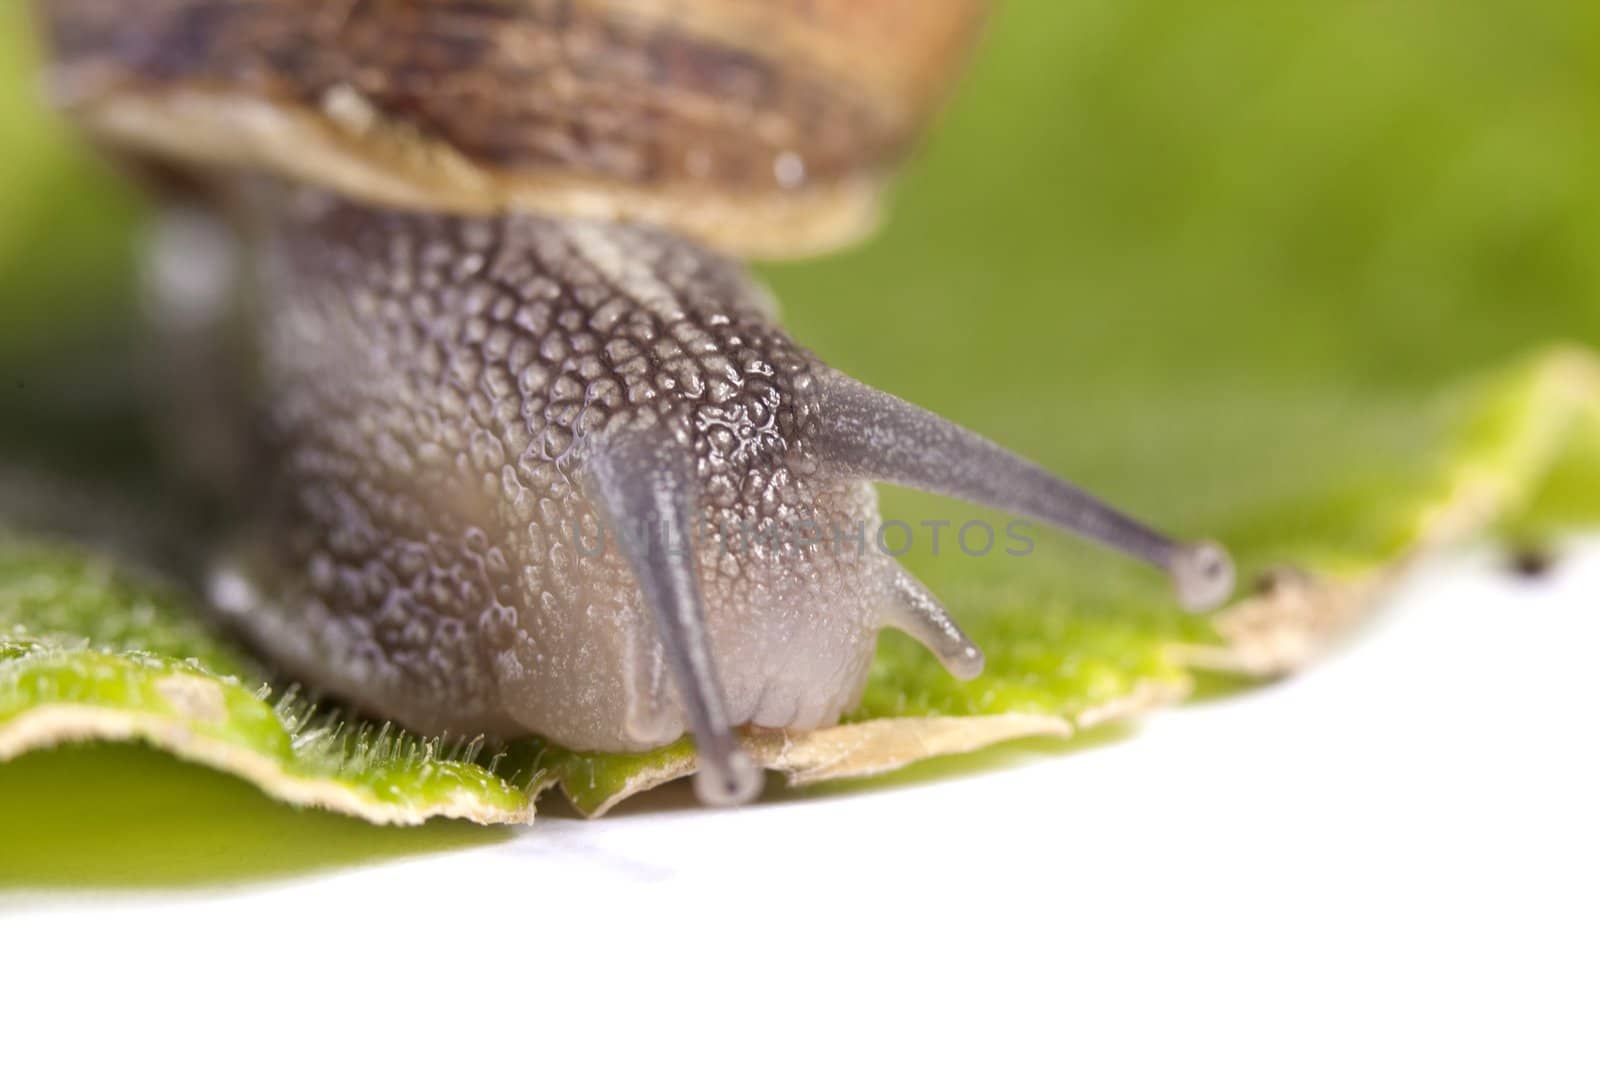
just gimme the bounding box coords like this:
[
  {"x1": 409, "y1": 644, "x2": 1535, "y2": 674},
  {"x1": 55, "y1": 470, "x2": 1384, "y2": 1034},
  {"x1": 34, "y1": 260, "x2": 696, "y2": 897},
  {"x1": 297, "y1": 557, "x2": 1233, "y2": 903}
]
[{"x1": 811, "y1": 370, "x2": 1236, "y2": 613}]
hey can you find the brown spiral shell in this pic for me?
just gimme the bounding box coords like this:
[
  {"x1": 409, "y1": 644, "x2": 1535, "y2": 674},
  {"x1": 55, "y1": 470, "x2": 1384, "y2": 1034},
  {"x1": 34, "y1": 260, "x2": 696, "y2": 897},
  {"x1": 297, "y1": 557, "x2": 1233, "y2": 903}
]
[{"x1": 39, "y1": 0, "x2": 990, "y2": 257}]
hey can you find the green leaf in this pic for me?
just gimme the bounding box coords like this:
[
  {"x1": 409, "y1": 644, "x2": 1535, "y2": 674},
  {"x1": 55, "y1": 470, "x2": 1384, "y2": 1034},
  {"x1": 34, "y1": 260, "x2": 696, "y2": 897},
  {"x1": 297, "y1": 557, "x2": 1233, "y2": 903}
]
[
  {"x1": 3, "y1": 2, "x2": 1599, "y2": 825},
  {"x1": 0, "y1": 536, "x2": 538, "y2": 825}
]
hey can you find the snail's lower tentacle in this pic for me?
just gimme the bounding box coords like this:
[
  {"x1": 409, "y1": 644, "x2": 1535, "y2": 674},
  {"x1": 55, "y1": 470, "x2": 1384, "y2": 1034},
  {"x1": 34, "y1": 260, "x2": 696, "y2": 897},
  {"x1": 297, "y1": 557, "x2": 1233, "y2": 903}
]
[{"x1": 880, "y1": 565, "x2": 984, "y2": 681}]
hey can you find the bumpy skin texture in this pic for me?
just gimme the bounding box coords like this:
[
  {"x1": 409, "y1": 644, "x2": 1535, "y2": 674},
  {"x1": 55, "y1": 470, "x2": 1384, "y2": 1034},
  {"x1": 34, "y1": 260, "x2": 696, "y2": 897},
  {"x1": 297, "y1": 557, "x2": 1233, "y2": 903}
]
[{"x1": 223, "y1": 183, "x2": 894, "y2": 751}]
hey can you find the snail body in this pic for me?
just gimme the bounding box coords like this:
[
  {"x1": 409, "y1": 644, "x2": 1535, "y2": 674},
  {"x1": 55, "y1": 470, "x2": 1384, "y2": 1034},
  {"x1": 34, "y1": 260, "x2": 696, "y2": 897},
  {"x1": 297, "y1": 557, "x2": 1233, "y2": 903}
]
[{"x1": 38, "y1": 0, "x2": 1234, "y2": 804}]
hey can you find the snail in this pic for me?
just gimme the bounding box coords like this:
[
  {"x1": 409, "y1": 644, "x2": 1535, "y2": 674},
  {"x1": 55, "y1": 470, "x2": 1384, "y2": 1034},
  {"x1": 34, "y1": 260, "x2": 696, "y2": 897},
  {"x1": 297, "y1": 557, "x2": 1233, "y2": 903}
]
[{"x1": 36, "y1": 0, "x2": 1235, "y2": 806}]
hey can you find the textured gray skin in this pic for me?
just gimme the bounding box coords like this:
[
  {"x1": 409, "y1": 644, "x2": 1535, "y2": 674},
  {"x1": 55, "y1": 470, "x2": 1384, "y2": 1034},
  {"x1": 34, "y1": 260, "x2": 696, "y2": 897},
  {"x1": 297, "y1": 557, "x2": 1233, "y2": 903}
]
[
  {"x1": 216, "y1": 183, "x2": 900, "y2": 752},
  {"x1": 179, "y1": 182, "x2": 1228, "y2": 762}
]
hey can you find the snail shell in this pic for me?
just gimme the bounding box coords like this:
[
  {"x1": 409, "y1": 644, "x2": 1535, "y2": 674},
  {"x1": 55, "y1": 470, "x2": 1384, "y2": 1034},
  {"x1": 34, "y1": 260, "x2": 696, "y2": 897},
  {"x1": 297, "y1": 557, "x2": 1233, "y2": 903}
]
[
  {"x1": 41, "y1": 0, "x2": 988, "y2": 257},
  {"x1": 37, "y1": 0, "x2": 1233, "y2": 806}
]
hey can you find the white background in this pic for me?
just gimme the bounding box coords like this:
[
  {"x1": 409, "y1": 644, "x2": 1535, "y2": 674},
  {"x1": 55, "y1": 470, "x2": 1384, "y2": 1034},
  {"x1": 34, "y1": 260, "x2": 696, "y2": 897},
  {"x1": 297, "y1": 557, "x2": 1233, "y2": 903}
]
[{"x1": 2, "y1": 543, "x2": 1597, "y2": 1065}]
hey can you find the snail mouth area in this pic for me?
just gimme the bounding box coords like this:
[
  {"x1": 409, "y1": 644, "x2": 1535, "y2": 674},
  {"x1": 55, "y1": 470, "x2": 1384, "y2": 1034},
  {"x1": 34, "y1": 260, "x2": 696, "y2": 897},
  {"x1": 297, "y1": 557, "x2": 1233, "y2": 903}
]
[
  {"x1": 614, "y1": 582, "x2": 886, "y2": 751},
  {"x1": 211, "y1": 517, "x2": 889, "y2": 755},
  {"x1": 500, "y1": 494, "x2": 897, "y2": 754}
]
